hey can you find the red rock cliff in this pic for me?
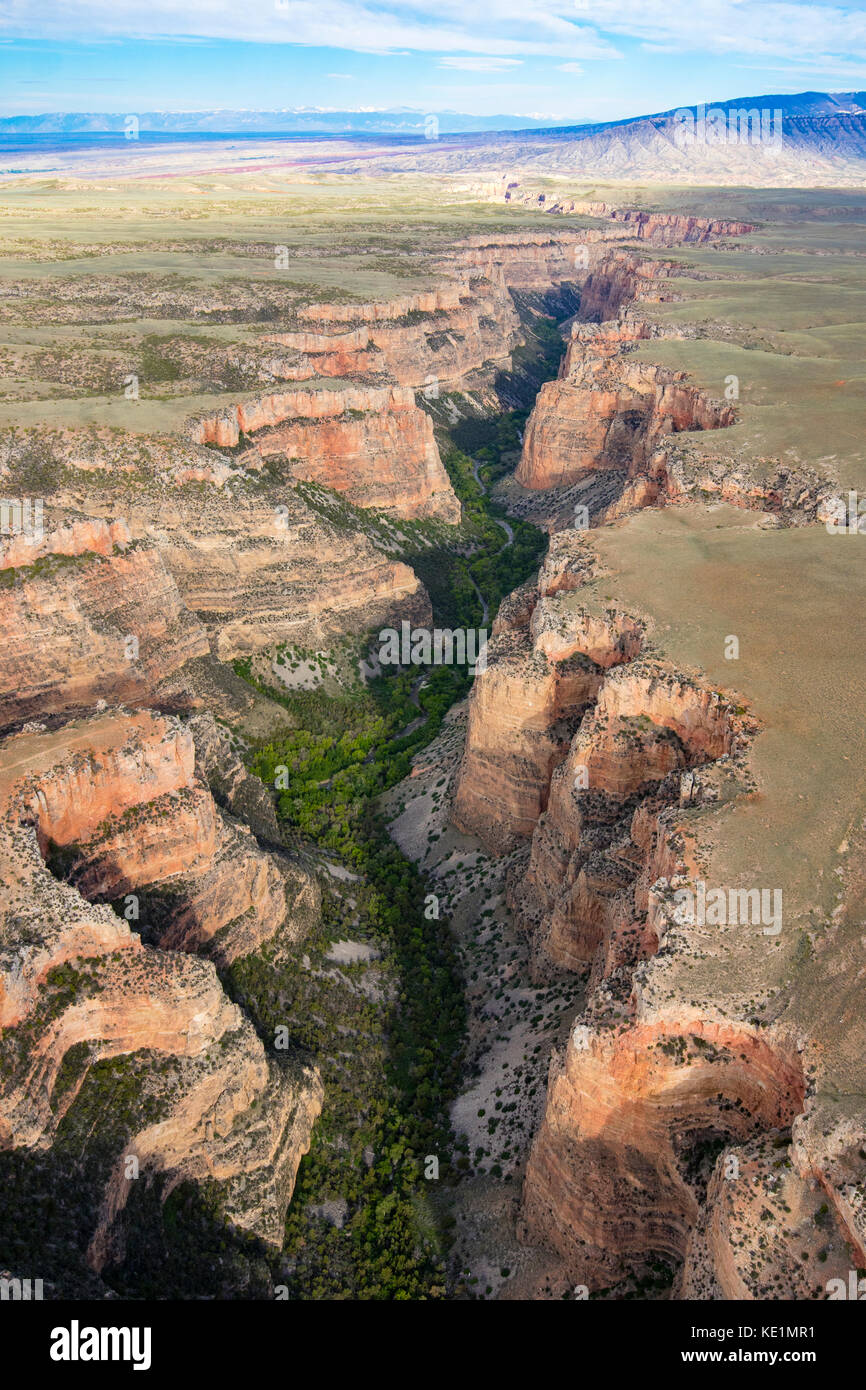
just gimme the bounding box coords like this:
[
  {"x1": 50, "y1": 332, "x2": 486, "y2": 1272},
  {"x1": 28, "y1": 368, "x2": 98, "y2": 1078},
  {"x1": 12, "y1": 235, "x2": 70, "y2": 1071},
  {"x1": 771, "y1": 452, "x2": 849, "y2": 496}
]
[
  {"x1": 0, "y1": 711, "x2": 322, "y2": 1262},
  {"x1": 188, "y1": 385, "x2": 460, "y2": 522},
  {"x1": 516, "y1": 318, "x2": 735, "y2": 491}
]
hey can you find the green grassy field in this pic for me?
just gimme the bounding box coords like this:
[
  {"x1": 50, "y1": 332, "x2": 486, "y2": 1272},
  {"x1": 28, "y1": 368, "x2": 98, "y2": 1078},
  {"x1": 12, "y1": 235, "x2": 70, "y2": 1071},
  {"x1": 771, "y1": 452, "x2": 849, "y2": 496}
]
[
  {"x1": 0, "y1": 181, "x2": 598, "y2": 427},
  {"x1": 619, "y1": 196, "x2": 866, "y2": 492}
]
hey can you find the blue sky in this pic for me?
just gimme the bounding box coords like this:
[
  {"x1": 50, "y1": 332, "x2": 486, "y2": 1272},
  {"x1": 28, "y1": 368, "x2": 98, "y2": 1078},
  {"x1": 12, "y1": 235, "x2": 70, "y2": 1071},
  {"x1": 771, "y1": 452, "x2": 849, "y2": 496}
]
[{"x1": 2, "y1": 1, "x2": 866, "y2": 120}]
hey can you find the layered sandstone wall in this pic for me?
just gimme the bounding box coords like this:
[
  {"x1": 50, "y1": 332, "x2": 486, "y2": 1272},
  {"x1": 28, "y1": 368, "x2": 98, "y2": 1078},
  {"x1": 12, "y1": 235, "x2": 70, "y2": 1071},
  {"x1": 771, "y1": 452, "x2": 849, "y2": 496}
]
[
  {"x1": 0, "y1": 447, "x2": 435, "y2": 662},
  {"x1": 188, "y1": 385, "x2": 460, "y2": 522},
  {"x1": 441, "y1": 232, "x2": 592, "y2": 293},
  {"x1": 516, "y1": 318, "x2": 735, "y2": 491},
  {"x1": 678, "y1": 1133, "x2": 856, "y2": 1300},
  {"x1": 451, "y1": 533, "x2": 644, "y2": 853},
  {"x1": 0, "y1": 711, "x2": 322, "y2": 1263},
  {"x1": 0, "y1": 520, "x2": 209, "y2": 730},
  {"x1": 448, "y1": 531, "x2": 841, "y2": 1295},
  {"x1": 265, "y1": 274, "x2": 521, "y2": 393},
  {"x1": 296, "y1": 288, "x2": 466, "y2": 323},
  {"x1": 492, "y1": 188, "x2": 754, "y2": 246},
  {"x1": 524, "y1": 1016, "x2": 804, "y2": 1287},
  {"x1": 133, "y1": 494, "x2": 433, "y2": 661},
  {"x1": 510, "y1": 662, "x2": 742, "y2": 978},
  {"x1": 515, "y1": 664, "x2": 864, "y2": 1297}
]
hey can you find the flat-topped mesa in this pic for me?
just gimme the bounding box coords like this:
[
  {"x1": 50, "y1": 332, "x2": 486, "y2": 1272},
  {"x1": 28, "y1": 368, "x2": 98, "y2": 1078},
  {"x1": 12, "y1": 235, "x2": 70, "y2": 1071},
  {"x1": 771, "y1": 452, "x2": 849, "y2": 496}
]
[
  {"x1": 495, "y1": 188, "x2": 755, "y2": 246},
  {"x1": 265, "y1": 273, "x2": 521, "y2": 393},
  {"x1": 516, "y1": 317, "x2": 735, "y2": 492},
  {"x1": 0, "y1": 520, "x2": 209, "y2": 731},
  {"x1": 451, "y1": 533, "x2": 644, "y2": 854},
  {"x1": 0, "y1": 711, "x2": 322, "y2": 1262},
  {"x1": 297, "y1": 287, "x2": 466, "y2": 324},
  {"x1": 187, "y1": 385, "x2": 460, "y2": 523}
]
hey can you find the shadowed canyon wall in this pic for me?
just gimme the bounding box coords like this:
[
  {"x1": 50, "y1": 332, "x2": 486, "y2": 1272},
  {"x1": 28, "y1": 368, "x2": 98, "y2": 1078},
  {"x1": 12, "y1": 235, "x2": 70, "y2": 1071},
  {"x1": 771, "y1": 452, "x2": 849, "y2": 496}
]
[{"x1": 0, "y1": 711, "x2": 322, "y2": 1267}]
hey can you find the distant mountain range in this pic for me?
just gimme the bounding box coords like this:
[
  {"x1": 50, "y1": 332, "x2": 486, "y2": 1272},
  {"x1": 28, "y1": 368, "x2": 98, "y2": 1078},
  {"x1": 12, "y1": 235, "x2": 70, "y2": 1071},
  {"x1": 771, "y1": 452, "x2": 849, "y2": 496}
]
[
  {"x1": 4, "y1": 92, "x2": 866, "y2": 187},
  {"x1": 1, "y1": 92, "x2": 865, "y2": 139},
  {"x1": 289, "y1": 91, "x2": 866, "y2": 187},
  {"x1": 0, "y1": 108, "x2": 568, "y2": 136}
]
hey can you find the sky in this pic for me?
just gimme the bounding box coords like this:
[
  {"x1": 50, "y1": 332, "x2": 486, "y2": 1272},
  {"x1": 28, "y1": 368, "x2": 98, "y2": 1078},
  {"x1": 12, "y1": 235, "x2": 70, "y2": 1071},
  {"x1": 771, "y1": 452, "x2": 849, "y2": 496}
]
[{"x1": 1, "y1": 0, "x2": 866, "y2": 121}]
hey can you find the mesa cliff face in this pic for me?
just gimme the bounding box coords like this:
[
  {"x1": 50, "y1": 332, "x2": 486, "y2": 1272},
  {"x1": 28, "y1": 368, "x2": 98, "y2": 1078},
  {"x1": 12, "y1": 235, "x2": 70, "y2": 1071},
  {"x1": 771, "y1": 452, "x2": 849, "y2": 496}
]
[
  {"x1": 511, "y1": 658, "x2": 740, "y2": 979},
  {"x1": 131, "y1": 489, "x2": 432, "y2": 661},
  {"x1": 189, "y1": 385, "x2": 461, "y2": 522},
  {"x1": 0, "y1": 436, "x2": 434, "y2": 663},
  {"x1": 0, "y1": 710, "x2": 322, "y2": 1263},
  {"x1": 523, "y1": 1016, "x2": 806, "y2": 1288},
  {"x1": 0, "y1": 519, "x2": 209, "y2": 729},
  {"x1": 516, "y1": 318, "x2": 735, "y2": 492},
  {"x1": 451, "y1": 533, "x2": 643, "y2": 853},
  {"x1": 498, "y1": 191, "x2": 754, "y2": 247},
  {"x1": 267, "y1": 273, "x2": 522, "y2": 393},
  {"x1": 450, "y1": 515, "x2": 865, "y2": 1298}
]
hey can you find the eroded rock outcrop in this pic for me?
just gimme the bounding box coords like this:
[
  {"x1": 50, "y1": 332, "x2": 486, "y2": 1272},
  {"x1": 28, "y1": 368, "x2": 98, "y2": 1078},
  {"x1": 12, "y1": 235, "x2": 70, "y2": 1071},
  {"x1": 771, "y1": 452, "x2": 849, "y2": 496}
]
[
  {"x1": 0, "y1": 711, "x2": 322, "y2": 1263},
  {"x1": 26, "y1": 710, "x2": 317, "y2": 967},
  {"x1": 511, "y1": 661, "x2": 740, "y2": 978},
  {"x1": 448, "y1": 531, "x2": 854, "y2": 1295},
  {"x1": 188, "y1": 385, "x2": 460, "y2": 522},
  {"x1": 135, "y1": 491, "x2": 433, "y2": 661},
  {"x1": 524, "y1": 1016, "x2": 804, "y2": 1288},
  {"x1": 0, "y1": 519, "x2": 209, "y2": 730},
  {"x1": 451, "y1": 533, "x2": 644, "y2": 853},
  {"x1": 268, "y1": 273, "x2": 521, "y2": 392},
  {"x1": 678, "y1": 1133, "x2": 855, "y2": 1300},
  {"x1": 454, "y1": 524, "x2": 866, "y2": 1298},
  {"x1": 498, "y1": 191, "x2": 754, "y2": 247},
  {"x1": 516, "y1": 318, "x2": 735, "y2": 492},
  {"x1": 0, "y1": 437, "x2": 434, "y2": 661}
]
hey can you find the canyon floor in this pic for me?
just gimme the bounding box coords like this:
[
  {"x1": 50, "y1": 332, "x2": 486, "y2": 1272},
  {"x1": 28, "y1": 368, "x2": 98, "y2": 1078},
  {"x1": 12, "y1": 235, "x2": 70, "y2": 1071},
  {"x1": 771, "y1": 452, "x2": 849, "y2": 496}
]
[{"x1": 0, "y1": 160, "x2": 864, "y2": 1301}]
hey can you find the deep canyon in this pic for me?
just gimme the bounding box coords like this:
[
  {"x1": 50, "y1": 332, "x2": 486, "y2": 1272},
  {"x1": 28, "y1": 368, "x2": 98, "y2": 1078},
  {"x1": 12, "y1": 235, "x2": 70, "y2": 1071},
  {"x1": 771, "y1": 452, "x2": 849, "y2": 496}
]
[{"x1": 0, "y1": 174, "x2": 864, "y2": 1303}]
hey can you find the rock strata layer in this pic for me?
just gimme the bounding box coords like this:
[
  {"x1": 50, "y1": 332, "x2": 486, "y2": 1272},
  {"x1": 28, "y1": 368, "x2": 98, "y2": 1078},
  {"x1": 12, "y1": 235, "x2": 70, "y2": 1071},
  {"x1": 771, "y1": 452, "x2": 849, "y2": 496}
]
[{"x1": 0, "y1": 710, "x2": 322, "y2": 1262}]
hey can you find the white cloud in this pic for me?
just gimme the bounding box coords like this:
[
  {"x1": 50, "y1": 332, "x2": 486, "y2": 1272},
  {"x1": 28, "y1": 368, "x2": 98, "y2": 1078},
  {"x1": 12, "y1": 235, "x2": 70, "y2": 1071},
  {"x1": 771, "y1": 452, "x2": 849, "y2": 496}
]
[
  {"x1": 558, "y1": 61, "x2": 584, "y2": 73},
  {"x1": 575, "y1": 0, "x2": 866, "y2": 62},
  {"x1": 439, "y1": 56, "x2": 523, "y2": 70},
  {"x1": 0, "y1": 0, "x2": 863, "y2": 70},
  {"x1": 0, "y1": 0, "x2": 621, "y2": 59}
]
